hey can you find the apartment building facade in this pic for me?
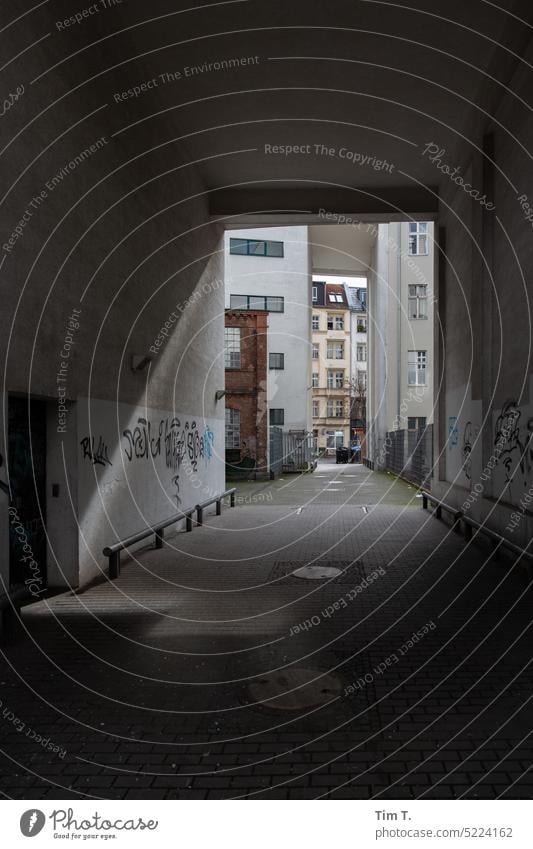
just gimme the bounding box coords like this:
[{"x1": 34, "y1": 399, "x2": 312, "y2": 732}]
[
  {"x1": 367, "y1": 222, "x2": 435, "y2": 473},
  {"x1": 224, "y1": 227, "x2": 312, "y2": 453},
  {"x1": 311, "y1": 282, "x2": 352, "y2": 453}
]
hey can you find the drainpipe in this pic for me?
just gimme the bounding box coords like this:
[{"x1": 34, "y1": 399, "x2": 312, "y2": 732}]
[{"x1": 396, "y1": 222, "x2": 402, "y2": 427}]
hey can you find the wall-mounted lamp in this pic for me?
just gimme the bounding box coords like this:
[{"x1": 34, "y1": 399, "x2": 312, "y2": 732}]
[
  {"x1": 131, "y1": 355, "x2": 152, "y2": 372},
  {"x1": 215, "y1": 390, "x2": 226, "y2": 401}
]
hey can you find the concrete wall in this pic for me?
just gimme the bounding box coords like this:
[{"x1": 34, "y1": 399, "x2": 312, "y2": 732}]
[
  {"x1": 430, "y1": 36, "x2": 533, "y2": 548},
  {"x1": 0, "y1": 30, "x2": 225, "y2": 590},
  {"x1": 224, "y1": 226, "x2": 311, "y2": 433},
  {"x1": 309, "y1": 224, "x2": 375, "y2": 275}
]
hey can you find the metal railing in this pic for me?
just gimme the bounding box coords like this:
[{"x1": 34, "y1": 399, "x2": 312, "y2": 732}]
[
  {"x1": 421, "y1": 490, "x2": 533, "y2": 567},
  {"x1": 103, "y1": 488, "x2": 236, "y2": 579}
]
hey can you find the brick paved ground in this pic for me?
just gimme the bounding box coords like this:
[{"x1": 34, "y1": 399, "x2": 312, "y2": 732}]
[{"x1": 1, "y1": 463, "x2": 532, "y2": 799}]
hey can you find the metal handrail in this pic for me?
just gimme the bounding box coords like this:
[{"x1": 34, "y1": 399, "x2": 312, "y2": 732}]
[
  {"x1": 102, "y1": 488, "x2": 237, "y2": 579},
  {"x1": 421, "y1": 490, "x2": 533, "y2": 565}
]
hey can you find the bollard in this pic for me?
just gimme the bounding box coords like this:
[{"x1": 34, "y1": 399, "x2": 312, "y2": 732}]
[
  {"x1": 216, "y1": 499, "x2": 222, "y2": 516},
  {"x1": 155, "y1": 527, "x2": 164, "y2": 548},
  {"x1": 186, "y1": 512, "x2": 193, "y2": 532}
]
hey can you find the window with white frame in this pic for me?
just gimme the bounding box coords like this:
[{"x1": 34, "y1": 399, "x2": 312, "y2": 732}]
[
  {"x1": 224, "y1": 327, "x2": 241, "y2": 368},
  {"x1": 312, "y1": 314, "x2": 320, "y2": 330},
  {"x1": 312, "y1": 400, "x2": 319, "y2": 418},
  {"x1": 327, "y1": 342, "x2": 344, "y2": 359},
  {"x1": 328, "y1": 293, "x2": 343, "y2": 303},
  {"x1": 357, "y1": 317, "x2": 367, "y2": 333},
  {"x1": 311, "y1": 372, "x2": 319, "y2": 388},
  {"x1": 312, "y1": 343, "x2": 319, "y2": 359},
  {"x1": 327, "y1": 400, "x2": 345, "y2": 418},
  {"x1": 327, "y1": 370, "x2": 344, "y2": 389},
  {"x1": 225, "y1": 408, "x2": 240, "y2": 448},
  {"x1": 312, "y1": 286, "x2": 318, "y2": 302},
  {"x1": 327, "y1": 314, "x2": 344, "y2": 330},
  {"x1": 357, "y1": 369, "x2": 367, "y2": 390},
  {"x1": 326, "y1": 430, "x2": 336, "y2": 449},
  {"x1": 408, "y1": 284, "x2": 428, "y2": 319},
  {"x1": 356, "y1": 344, "x2": 367, "y2": 362},
  {"x1": 408, "y1": 350, "x2": 427, "y2": 385},
  {"x1": 408, "y1": 222, "x2": 429, "y2": 255}
]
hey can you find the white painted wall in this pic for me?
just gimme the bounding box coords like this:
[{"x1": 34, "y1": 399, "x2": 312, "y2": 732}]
[
  {"x1": 77, "y1": 398, "x2": 224, "y2": 585},
  {"x1": 224, "y1": 226, "x2": 312, "y2": 432}
]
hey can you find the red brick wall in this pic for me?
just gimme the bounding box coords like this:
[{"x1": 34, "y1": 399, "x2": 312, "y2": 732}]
[{"x1": 225, "y1": 311, "x2": 268, "y2": 477}]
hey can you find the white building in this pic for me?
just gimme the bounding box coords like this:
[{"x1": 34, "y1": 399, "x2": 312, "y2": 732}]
[
  {"x1": 224, "y1": 226, "x2": 312, "y2": 435},
  {"x1": 367, "y1": 222, "x2": 435, "y2": 469}
]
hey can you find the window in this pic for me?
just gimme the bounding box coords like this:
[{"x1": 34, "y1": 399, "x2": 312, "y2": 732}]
[
  {"x1": 312, "y1": 315, "x2": 320, "y2": 330},
  {"x1": 225, "y1": 408, "x2": 240, "y2": 448},
  {"x1": 328, "y1": 293, "x2": 343, "y2": 303},
  {"x1": 224, "y1": 327, "x2": 241, "y2": 369},
  {"x1": 311, "y1": 372, "x2": 319, "y2": 388},
  {"x1": 269, "y1": 408, "x2": 284, "y2": 426},
  {"x1": 327, "y1": 314, "x2": 344, "y2": 330},
  {"x1": 229, "y1": 295, "x2": 284, "y2": 312},
  {"x1": 327, "y1": 342, "x2": 344, "y2": 359},
  {"x1": 230, "y1": 238, "x2": 284, "y2": 257},
  {"x1": 408, "y1": 284, "x2": 428, "y2": 319},
  {"x1": 312, "y1": 286, "x2": 318, "y2": 302},
  {"x1": 312, "y1": 400, "x2": 319, "y2": 418},
  {"x1": 408, "y1": 350, "x2": 427, "y2": 385},
  {"x1": 269, "y1": 352, "x2": 284, "y2": 370},
  {"x1": 312, "y1": 343, "x2": 319, "y2": 360},
  {"x1": 357, "y1": 369, "x2": 367, "y2": 390},
  {"x1": 327, "y1": 370, "x2": 344, "y2": 389},
  {"x1": 408, "y1": 222, "x2": 429, "y2": 255},
  {"x1": 356, "y1": 344, "x2": 367, "y2": 362},
  {"x1": 327, "y1": 400, "x2": 345, "y2": 418},
  {"x1": 408, "y1": 416, "x2": 427, "y2": 430},
  {"x1": 357, "y1": 318, "x2": 367, "y2": 333}
]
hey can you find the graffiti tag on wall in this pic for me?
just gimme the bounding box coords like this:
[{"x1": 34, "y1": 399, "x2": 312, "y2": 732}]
[
  {"x1": 122, "y1": 416, "x2": 214, "y2": 472},
  {"x1": 493, "y1": 399, "x2": 533, "y2": 499},
  {"x1": 80, "y1": 435, "x2": 112, "y2": 467}
]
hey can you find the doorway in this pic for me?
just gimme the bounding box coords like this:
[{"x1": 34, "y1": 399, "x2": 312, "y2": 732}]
[{"x1": 8, "y1": 395, "x2": 47, "y2": 591}]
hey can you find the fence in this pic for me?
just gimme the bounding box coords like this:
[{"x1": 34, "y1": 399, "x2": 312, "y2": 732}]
[
  {"x1": 384, "y1": 424, "x2": 433, "y2": 487},
  {"x1": 269, "y1": 428, "x2": 315, "y2": 476}
]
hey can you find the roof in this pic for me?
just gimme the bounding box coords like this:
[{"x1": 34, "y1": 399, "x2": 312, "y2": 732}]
[
  {"x1": 322, "y1": 283, "x2": 349, "y2": 309},
  {"x1": 344, "y1": 284, "x2": 367, "y2": 312}
]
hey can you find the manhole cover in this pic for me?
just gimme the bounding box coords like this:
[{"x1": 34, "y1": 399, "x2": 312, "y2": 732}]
[
  {"x1": 248, "y1": 667, "x2": 343, "y2": 711},
  {"x1": 268, "y1": 560, "x2": 364, "y2": 584},
  {"x1": 293, "y1": 565, "x2": 342, "y2": 580}
]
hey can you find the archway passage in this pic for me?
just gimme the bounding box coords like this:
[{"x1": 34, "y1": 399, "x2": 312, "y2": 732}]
[{"x1": 0, "y1": 0, "x2": 532, "y2": 803}]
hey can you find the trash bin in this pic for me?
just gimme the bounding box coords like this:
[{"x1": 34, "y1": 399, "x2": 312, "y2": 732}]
[{"x1": 336, "y1": 446, "x2": 349, "y2": 464}]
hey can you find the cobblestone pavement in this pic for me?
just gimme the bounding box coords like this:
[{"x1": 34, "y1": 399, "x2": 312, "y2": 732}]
[{"x1": 1, "y1": 464, "x2": 532, "y2": 799}]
